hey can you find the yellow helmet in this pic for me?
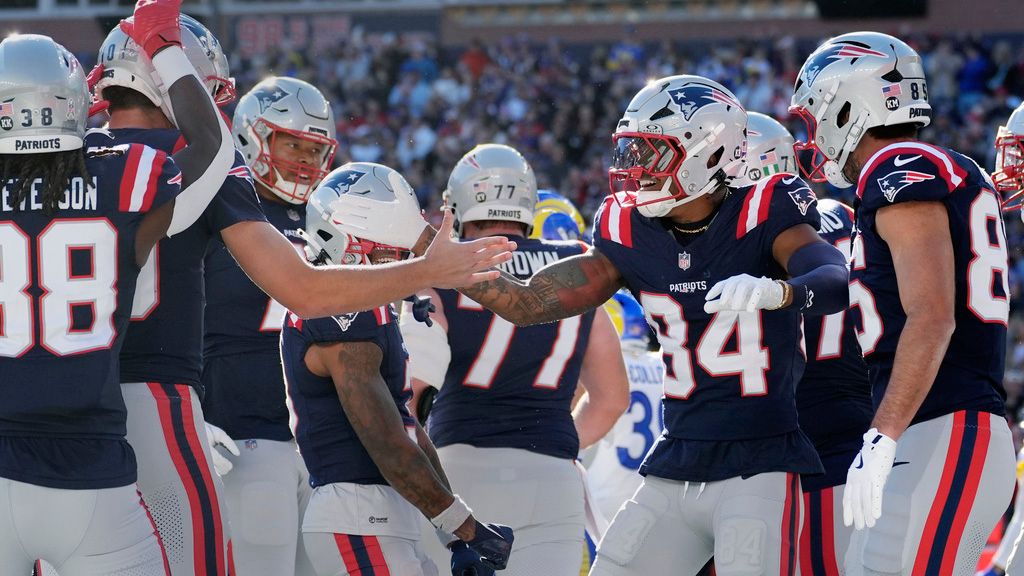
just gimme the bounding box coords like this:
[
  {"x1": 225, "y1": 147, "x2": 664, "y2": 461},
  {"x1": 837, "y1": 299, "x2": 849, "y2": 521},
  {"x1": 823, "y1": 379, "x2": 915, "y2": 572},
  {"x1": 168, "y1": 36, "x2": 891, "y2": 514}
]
[{"x1": 531, "y1": 190, "x2": 586, "y2": 238}]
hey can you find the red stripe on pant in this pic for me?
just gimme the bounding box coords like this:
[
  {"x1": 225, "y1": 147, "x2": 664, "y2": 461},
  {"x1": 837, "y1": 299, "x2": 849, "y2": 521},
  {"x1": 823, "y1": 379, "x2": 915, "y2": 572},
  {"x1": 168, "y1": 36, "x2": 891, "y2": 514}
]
[
  {"x1": 818, "y1": 487, "x2": 839, "y2": 574},
  {"x1": 799, "y1": 492, "x2": 812, "y2": 574},
  {"x1": 334, "y1": 534, "x2": 391, "y2": 576},
  {"x1": 780, "y1": 473, "x2": 799, "y2": 576},
  {"x1": 939, "y1": 414, "x2": 991, "y2": 574},
  {"x1": 148, "y1": 383, "x2": 227, "y2": 576},
  {"x1": 913, "y1": 411, "x2": 966, "y2": 576}
]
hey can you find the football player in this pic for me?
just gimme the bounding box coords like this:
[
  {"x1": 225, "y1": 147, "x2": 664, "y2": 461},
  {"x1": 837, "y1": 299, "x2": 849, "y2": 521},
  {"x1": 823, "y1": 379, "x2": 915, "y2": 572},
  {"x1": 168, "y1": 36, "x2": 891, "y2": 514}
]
[
  {"x1": 791, "y1": 32, "x2": 1015, "y2": 575},
  {"x1": 994, "y1": 100, "x2": 1024, "y2": 216},
  {"x1": 94, "y1": 20, "x2": 512, "y2": 576},
  {"x1": 583, "y1": 291, "x2": 663, "y2": 526},
  {"x1": 282, "y1": 162, "x2": 513, "y2": 576},
  {"x1": 978, "y1": 101, "x2": 1024, "y2": 576},
  {"x1": 0, "y1": 0, "x2": 236, "y2": 569},
  {"x1": 400, "y1": 144, "x2": 629, "y2": 576},
  {"x1": 734, "y1": 113, "x2": 873, "y2": 576},
  {"x1": 200, "y1": 76, "x2": 335, "y2": 576},
  {"x1": 337, "y1": 75, "x2": 851, "y2": 575}
]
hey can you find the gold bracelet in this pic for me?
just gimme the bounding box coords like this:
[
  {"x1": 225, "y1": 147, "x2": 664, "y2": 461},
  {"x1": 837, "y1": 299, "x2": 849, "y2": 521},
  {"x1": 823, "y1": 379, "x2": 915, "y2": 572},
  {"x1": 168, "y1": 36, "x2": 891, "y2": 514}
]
[{"x1": 774, "y1": 280, "x2": 792, "y2": 310}]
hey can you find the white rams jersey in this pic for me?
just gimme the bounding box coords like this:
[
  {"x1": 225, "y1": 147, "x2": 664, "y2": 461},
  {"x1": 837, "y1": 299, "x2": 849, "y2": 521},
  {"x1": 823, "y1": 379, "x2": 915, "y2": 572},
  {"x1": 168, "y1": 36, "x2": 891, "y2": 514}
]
[{"x1": 585, "y1": 349, "x2": 665, "y2": 521}]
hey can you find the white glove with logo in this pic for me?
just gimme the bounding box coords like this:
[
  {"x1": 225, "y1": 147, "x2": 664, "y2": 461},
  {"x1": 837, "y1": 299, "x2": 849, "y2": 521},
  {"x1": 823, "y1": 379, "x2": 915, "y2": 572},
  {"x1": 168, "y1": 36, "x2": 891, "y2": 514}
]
[
  {"x1": 704, "y1": 274, "x2": 784, "y2": 314},
  {"x1": 843, "y1": 427, "x2": 898, "y2": 530},
  {"x1": 204, "y1": 422, "x2": 240, "y2": 476},
  {"x1": 327, "y1": 190, "x2": 428, "y2": 250}
]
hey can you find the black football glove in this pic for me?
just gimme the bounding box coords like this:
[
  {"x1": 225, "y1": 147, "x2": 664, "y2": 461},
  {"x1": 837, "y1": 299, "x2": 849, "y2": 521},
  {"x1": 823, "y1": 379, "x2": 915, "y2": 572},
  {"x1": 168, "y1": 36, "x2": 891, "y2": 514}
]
[
  {"x1": 449, "y1": 541, "x2": 494, "y2": 576},
  {"x1": 466, "y1": 521, "x2": 514, "y2": 571},
  {"x1": 403, "y1": 294, "x2": 435, "y2": 326}
]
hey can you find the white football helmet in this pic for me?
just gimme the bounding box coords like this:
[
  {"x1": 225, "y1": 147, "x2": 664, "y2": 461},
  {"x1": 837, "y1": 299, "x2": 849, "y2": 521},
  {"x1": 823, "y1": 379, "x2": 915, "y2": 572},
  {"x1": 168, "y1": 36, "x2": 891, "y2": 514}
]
[
  {"x1": 233, "y1": 77, "x2": 337, "y2": 204},
  {"x1": 790, "y1": 32, "x2": 931, "y2": 188},
  {"x1": 994, "y1": 101, "x2": 1024, "y2": 206},
  {"x1": 609, "y1": 75, "x2": 747, "y2": 218},
  {"x1": 0, "y1": 34, "x2": 88, "y2": 154},
  {"x1": 732, "y1": 112, "x2": 797, "y2": 188},
  {"x1": 302, "y1": 163, "x2": 412, "y2": 266},
  {"x1": 444, "y1": 144, "x2": 537, "y2": 235},
  {"x1": 95, "y1": 14, "x2": 234, "y2": 124}
]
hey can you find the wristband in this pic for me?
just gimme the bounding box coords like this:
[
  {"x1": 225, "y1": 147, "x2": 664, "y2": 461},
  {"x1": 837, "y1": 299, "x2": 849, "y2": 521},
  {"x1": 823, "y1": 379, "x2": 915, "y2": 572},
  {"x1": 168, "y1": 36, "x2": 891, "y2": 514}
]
[
  {"x1": 152, "y1": 46, "x2": 198, "y2": 90},
  {"x1": 430, "y1": 494, "x2": 472, "y2": 534}
]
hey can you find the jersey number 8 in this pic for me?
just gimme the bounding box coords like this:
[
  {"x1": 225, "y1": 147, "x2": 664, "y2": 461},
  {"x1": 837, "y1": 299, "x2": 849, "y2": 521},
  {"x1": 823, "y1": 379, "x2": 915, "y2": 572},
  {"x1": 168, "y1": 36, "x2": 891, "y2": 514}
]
[{"x1": 0, "y1": 220, "x2": 118, "y2": 357}]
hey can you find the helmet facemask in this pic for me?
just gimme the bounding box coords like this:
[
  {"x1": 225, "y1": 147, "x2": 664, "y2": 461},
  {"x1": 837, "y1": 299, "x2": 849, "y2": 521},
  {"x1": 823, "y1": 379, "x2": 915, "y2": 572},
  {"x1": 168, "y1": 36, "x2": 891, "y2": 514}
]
[
  {"x1": 250, "y1": 118, "x2": 338, "y2": 204},
  {"x1": 994, "y1": 127, "x2": 1024, "y2": 210},
  {"x1": 609, "y1": 131, "x2": 728, "y2": 218}
]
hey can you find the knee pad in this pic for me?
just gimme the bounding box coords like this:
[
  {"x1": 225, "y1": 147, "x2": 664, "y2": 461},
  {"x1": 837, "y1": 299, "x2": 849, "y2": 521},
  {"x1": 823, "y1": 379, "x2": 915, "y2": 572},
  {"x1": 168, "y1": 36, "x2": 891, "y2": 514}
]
[{"x1": 860, "y1": 492, "x2": 911, "y2": 574}]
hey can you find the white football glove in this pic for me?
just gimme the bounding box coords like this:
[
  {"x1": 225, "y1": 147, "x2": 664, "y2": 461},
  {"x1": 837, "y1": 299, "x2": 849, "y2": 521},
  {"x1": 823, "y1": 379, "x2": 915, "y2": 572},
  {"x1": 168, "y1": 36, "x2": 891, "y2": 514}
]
[
  {"x1": 704, "y1": 274, "x2": 784, "y2": 314},
  {"x1": 327, "y1": 190, "x2": 428, "y2": 250},
  {"x1": 843, "y1": 427, "x2": 898, "y2": 530},
  {"x1": 204, "y1": 422, "x2": 240, "y2": 476}
]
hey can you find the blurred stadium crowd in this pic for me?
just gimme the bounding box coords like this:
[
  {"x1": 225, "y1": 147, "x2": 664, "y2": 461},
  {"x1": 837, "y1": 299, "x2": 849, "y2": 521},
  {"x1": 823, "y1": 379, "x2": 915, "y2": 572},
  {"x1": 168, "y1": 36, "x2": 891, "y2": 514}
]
[{"x1": 92, "y1": 28, "x2": 1024, "y2": 420}]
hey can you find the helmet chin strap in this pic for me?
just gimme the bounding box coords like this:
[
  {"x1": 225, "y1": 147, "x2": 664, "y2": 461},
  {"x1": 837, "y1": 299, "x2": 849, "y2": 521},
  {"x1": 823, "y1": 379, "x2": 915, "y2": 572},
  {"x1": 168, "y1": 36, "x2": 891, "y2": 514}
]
[
  {"x1": 824, "y1": 114, "x2": 868, "y2": 189},
  {"x1": 269, "y1": 164, "x2": 314, "y2": 204},
  {"x1": 636, "y1": 174, "x2": 718, "y2": 218}
]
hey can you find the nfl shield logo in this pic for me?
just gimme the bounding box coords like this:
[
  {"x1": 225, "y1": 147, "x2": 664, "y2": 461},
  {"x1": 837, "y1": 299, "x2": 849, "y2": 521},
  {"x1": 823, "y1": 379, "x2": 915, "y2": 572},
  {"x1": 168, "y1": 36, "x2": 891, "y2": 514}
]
[{"x1": 678, "y1": 252, "x2": 691, "y2": 270}]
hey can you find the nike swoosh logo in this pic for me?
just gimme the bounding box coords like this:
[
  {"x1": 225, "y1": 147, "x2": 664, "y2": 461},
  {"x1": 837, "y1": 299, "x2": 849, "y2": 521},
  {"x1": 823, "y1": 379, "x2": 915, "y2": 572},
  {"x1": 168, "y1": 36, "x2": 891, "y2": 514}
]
[
  {"x1": 893, "y1": 155, "x2": 921, "y2": 167},
  {"x1": 782, "y1": 175, "x2": 800, "y2": 185},
  {"x1": 892, "y1": 461, "x2": 910, "y2": 467},
  {"x1": 854, "y1": 455, "x2": 864, "y2": 469}
]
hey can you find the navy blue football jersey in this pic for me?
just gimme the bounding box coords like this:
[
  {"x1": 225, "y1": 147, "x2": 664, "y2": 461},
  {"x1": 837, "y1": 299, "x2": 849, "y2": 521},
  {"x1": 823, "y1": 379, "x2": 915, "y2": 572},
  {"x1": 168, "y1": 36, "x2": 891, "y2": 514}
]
[
  {"x1": 852, "y1": 142, "x2": 1007, "y2": 425},
  {"x1": 798, "y1": 198, "x2": 872, "y2": 492},
  {"x1": 202, "y1": 199, "x2": 305, "y2": 441},
  {"x1": 427, "y1": 237, "x2": 596, "y2": 460},
  {"x1": 594, "y1": 174, "x2": 824, "y2": 482},
  {"x1": 109, "y1": 128, "x2": 266, "y2": 390},
  {"x1": 0, "y1": 141, "x2": 179, "y2": 489},
  {"x1": 282, "y1": 305, "x2": 415, "y2": 487}
]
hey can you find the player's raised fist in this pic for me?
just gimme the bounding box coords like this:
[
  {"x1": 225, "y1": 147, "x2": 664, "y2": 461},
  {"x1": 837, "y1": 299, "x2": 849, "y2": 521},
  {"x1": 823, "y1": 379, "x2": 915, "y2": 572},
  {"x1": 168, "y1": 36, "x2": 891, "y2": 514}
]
[{"x1": 119, "y1": 0, "x2": 183, "y2": 59}]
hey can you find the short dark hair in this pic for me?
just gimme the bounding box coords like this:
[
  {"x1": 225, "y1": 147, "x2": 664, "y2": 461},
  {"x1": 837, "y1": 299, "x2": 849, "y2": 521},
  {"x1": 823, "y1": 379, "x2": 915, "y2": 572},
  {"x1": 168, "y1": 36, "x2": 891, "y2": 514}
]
[
  {"x1": 0, "y1": 149, "x2": 91, "y2": 215},
  {"x1": 104, "y1": 86, "x2": 158, "y2": 113},
  {"x1": 867, "y1": 123, "x2": 920, "y2": 140}
]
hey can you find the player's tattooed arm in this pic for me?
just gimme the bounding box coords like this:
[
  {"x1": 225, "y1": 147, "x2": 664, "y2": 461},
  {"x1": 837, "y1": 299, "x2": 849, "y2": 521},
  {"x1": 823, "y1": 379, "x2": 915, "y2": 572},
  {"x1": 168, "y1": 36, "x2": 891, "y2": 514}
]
[
  {"x1": 457, "y1": 248, "x2": 625, "y2": 326},
  {"x1": 316, "y1": 340, "x2": 457, "y2": 518},
  {"x1": 414, "y1": 422, "x2": 452, "y2": 491}
]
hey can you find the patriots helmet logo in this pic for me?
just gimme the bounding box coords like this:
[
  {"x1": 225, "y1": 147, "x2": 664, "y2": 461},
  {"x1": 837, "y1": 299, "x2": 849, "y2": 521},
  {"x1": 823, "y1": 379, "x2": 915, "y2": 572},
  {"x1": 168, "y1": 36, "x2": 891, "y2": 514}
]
[
  {"x1": 877, "y1": 170, "x2": 935, "y2": 202},
  {"x1": 787, "y1": 184, "x2": 818, "y2": 216},
  {"x1": 251, "y1": 85, "x2": 291, "y2": 114},
  {"x1": 328, "y1": 170, "x2": 367, "y2": 195},
  {"x1": 803, "y1": 43, "x2": 889, "y2": 87},
  {"x1": 667, "y1": 84, "x2": 743, "y2": 122}
]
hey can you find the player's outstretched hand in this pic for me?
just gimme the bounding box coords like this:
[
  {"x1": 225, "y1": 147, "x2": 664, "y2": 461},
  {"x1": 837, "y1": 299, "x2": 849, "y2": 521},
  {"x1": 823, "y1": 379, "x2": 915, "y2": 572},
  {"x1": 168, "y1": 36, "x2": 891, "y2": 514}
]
[
  {"x1": 423, "y1": 211, "x2": 515, "y2": 289},
  {"x1": 119, "y1": 0, "x2": 183, "y2": 59},
  {"x1": 204, "y1": 422, "x2": 240, "y2": 476},
  {"x1": 704, "y1": 273, "x2": 784, "y2": 314},
  {"x1": 843, "y1": 427, "x2": 897, "y2": 530}
]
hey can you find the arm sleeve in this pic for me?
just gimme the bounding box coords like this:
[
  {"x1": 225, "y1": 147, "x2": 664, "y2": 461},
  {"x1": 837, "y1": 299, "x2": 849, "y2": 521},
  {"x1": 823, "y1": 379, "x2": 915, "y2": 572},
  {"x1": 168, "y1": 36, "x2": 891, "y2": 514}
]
[{"x1": 152, "y1": 47, "x2": 235, "y2": 236}]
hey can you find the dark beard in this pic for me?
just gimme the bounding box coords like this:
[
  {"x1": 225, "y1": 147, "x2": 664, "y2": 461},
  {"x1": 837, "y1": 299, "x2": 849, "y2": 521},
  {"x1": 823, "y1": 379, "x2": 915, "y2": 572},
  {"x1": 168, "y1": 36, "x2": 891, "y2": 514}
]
[{"x1": 842, "y1": 154, "x2": 862, "y2": 186}]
